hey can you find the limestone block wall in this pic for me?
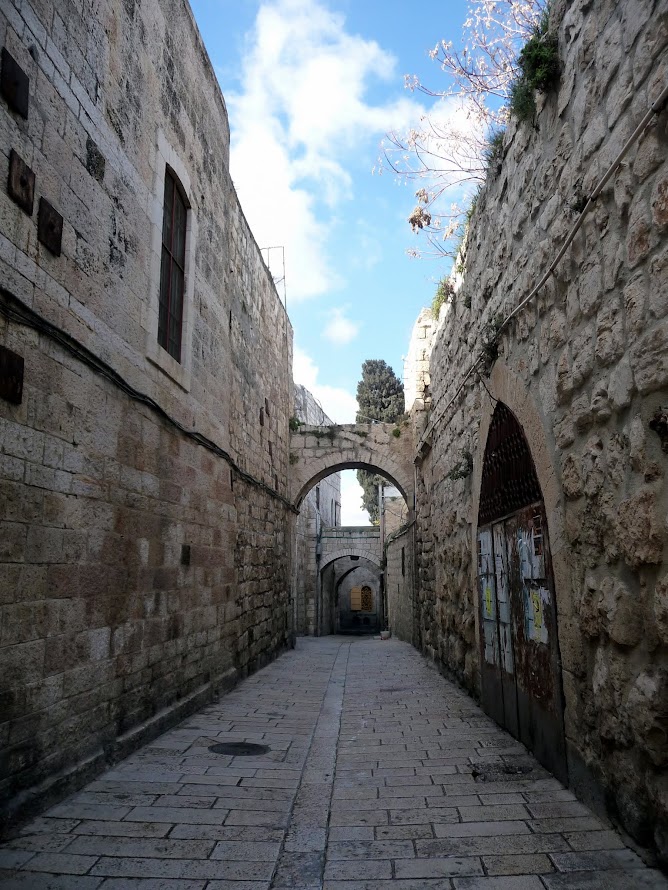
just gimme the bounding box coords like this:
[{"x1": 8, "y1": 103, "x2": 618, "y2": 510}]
[
  {"x1": 404, "y1": 307, "x2": 436, "y2": 413},
  {"x1": 0, "y1": 0, "x2": 292, "y2": 826},
  {"x1": 293, "y1": 384, "x2": 340, "y2": 635},
  {"x1": 413, "y1": 0, "x2": 668, "y2": 860},
  {"x1": 386, "y1": 524, "x2": 414, "y2": 644},
  {"x1": 319, "y1": 526, "x2": 382, "y2": 571}
]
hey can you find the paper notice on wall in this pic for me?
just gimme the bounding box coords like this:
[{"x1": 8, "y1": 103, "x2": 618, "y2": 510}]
[
  {"x1": 524, "y1": 585, "x2": 549, "y2": 644},
  {"x1": 480, "y1": 576, "x2": 495, "y2": 620}
]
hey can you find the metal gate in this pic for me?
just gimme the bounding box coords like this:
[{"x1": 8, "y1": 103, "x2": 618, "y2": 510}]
[{"x1": 477, "y1": 404, "x2": 567, "y2": 783}]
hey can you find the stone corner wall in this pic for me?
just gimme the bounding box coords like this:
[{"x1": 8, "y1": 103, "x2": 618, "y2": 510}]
[
  {"x1": 292, "y1": 386, "x2": 341, "y2": 635},
  {"x1": 386, "y1": 523, "x2": 415, "y2": 644},
  {"x1": 413, "y1": 0, "x2": 668, "y2": 862}
]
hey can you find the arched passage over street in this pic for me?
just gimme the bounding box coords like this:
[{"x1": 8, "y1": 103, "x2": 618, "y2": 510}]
[
  {"x1": 289, "y1": 422, "x2": 415, "y2": 512},
  {"x1": 320, "y1": 549, "x2": 382, "y2": 572}
]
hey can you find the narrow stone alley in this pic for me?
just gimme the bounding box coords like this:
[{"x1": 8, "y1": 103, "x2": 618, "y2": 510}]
[{"x1": 1, "y1": 638, "x2": 666, "y2": 890}]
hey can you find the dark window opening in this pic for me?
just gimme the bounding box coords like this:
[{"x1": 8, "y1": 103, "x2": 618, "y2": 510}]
[
  {"x1": 158, "y1": 168, "x2": 187, "y2": 362},
  {"x1": 316, "y1": 486, "x2": 320, "y2": 508},
  {"x1": 401, "y1": 547, "x2": 405, "y2": 577},
  {"x1": 260, "y1": 407, "x2": 265, "y2": 426}
]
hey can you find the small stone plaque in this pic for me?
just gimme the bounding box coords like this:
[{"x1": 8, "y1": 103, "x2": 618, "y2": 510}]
[
  {"x1": 1, "y1": 48, "x2": 29, "y2": 119},
  {"x1": 38, "y1": 197, "x2": 63, "y2": 256},
  {"x1": 0, "y1": 344, "x2": 24, "y2": 405},
  {"x1": 7, "y1": 149, "x2": 35, "y2": 215}
]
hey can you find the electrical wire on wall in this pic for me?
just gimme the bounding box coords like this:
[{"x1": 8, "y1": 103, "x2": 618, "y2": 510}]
[{"x1": 416, "y1": 78, "x2": 668, "y2": 455}]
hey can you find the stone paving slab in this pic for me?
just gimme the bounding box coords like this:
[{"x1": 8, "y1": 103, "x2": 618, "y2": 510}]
[{"x1": 1, "y1": 637, "x2": 667, "y2": 889}]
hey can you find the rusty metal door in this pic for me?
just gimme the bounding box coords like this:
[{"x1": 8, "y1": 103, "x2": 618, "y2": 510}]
[{"x1": 477, "y1": 404, "x2": 567, "y2": 783}]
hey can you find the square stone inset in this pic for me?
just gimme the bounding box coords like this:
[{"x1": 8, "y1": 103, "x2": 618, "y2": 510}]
[
  {"x1": 0, "y1": 344, "x2": 24, "y2": 405},
  {"x1": 38, "y1": 197, "x2": 63, "y2": 256},
  {"x1": 7, "y1": 149, "x2": 35, "y2": 215},
  {"x1": 1, "y1": 48, "x2": 29, "y2": 118}
]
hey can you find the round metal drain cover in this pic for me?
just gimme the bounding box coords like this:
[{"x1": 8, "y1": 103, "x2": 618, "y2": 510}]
[{"x1": 208, "y1": 742, "x2": 270, "y2": 756}]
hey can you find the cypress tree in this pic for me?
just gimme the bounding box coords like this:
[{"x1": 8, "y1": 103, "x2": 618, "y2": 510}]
[{"x1": 355, "y1": 360, "x2": 404, "y2": 523}]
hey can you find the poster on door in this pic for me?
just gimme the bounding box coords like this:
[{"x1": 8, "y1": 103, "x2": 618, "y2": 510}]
[{"x1": 523, "y1": 584, "x2": 550, "y2": 644}]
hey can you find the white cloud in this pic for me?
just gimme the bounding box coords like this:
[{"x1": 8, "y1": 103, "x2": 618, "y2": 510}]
[
  {"x1": 226, "y1": 0, "x2": 424, "y2": 303},
  {"x1": 293, "y1": 345, "x2": 358, "y2": 423},
  {"x1": 323, "y1": 308, "x2": 360, "y2": 346}
]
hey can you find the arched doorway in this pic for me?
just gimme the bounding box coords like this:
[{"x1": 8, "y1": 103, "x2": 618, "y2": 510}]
[{"x1": 477, "y1": 402, "x2": 567, "y2": 783}]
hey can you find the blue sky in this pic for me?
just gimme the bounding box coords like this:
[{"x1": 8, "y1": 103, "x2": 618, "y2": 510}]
[{"x1": 189, "y1": 0, "x2": 471, "y2": 522}]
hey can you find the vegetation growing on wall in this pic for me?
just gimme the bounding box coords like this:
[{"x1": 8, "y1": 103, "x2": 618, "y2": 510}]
[
  {"x1": 446, "y1": 449, "x2": 474, "y2": 481},
  {"x1": 432, "y1": 277, "x2": 454, "y2": 316},
  {"x1": 509, "y1": 11, "x2": 560, "y2": 121}
]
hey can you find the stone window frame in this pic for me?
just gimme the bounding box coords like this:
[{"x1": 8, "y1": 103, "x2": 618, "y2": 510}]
[{"x1": 145, "y1": 130, "x2": 197, "y2": 392}]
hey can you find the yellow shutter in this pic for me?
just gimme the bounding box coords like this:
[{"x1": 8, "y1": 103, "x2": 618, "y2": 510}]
[{"x1": 350, "y1": 587, "x2": 362, "y2": 610}]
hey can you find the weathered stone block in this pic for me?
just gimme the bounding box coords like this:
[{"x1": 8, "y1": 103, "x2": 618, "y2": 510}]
[
  {"x1": 615, "y1": 488, "x2": 663, "y2": 568},
  {"x1": 651, "y1": 169, "x2": 668, "y2": 231},
  {"x1": 630, "y1": 322, "x2": 668, "y2": 393},
  {"x1": 599, "y1": 577, "x2": 643, "y2": 647},
  {"x1": 561, "y1": 453, "x2": 582, "y2": 499}
]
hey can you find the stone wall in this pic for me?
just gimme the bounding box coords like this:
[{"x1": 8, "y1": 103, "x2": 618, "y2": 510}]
[
  {"x1": 412, "y1": 0, "x2": 668, "y2": 861},
  {"x1": 386, "y1": 524, "x2": 414, "y2": 644},
  {"x1": 0, "y1": 0, "x2": 293, "y2": 827},
  {"x1": 319, "y1": 526, "x2": 382, "y2": 570},
  {"x1": 293, "y1": 384, "x2": 340, "y2": 635},
  {"x1": 404, "y1": 307, "x2": 436, "y2": 416}
]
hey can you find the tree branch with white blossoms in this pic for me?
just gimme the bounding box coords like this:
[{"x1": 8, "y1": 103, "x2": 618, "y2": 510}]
[{"x1": 381, "y1": 0, "x2": 545, "y2": 258}]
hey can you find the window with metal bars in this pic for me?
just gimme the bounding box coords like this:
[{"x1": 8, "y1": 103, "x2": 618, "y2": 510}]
[{"x1": 158, "y1": 168, "x2": 188, "y2": 362}]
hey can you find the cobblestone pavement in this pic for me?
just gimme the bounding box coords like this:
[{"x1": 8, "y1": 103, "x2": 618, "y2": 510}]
[{"x1": 1, "y1": 637, "x2": 667, "y2": 889}]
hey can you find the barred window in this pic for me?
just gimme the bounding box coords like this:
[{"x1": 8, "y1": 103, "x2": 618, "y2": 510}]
[
  {"x1": 158, "y1": 168, "x2": 188, "y2": 362},
  {"x1": 360, "y1": 586, "x2": 373, "y2": 611}
]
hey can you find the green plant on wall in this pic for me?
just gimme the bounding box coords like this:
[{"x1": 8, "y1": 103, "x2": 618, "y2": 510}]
[
  {"x1": 480, "y1": 312, "x2": 505, "y2": 374},
  {"x1": 432, "y1": 277, "x2": 454, "y2": 316},
  {"x1": 510, "y1": 11, "x2": 560, "y2": 122},
  {"x1": 447, "y1": 449, "x2": 473, "y2": 481},
  {"x1": 483, "y1": 128, "x2": 506, "y2": 174}
]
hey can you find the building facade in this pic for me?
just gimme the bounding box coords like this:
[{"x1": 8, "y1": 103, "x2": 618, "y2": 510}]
[
  {"x1": 0, "y1": 0, "x2": 293, "y2": 827},
  {"x1": 292, "y1": 384, "x2": 341, "y2": 635}
]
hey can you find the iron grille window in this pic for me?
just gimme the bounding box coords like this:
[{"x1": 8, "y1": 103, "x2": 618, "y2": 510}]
[
  {"x1": 360, "y1": 586, "x2": 373, "y2": 611},
  {"x1": 158, "y1": 168, "x2": 187, "y2": 362}
]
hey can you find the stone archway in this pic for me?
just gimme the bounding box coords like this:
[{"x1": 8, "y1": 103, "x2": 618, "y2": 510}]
[
  {"x1": 323, "y1": 555, "x2": 383, "y2": 636},
  {"x1": 472, "y1": 361, "x2": 569, "y2": 784},
  {"x1": 320, "y1": 549, "x2": 382, "y2": 571},
  {"x1": 289, "y1": 422, "x2": 415, "y2": 512}
]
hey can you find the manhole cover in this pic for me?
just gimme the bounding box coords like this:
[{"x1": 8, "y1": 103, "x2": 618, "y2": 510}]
[
  {"x1": 208, "y1": 742, "x2": 270, "y2": 756},
  {"x1": 470, "y1": 761, "x2": 536, "y2": 782}
]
